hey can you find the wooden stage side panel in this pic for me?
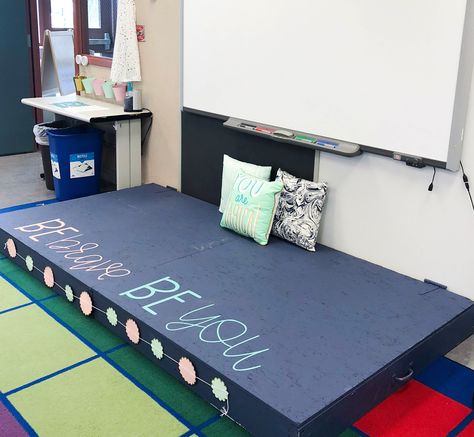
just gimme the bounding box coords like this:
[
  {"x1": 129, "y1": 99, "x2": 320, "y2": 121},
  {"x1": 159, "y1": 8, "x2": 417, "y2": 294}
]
[{"x1": 0, "y1": 185, "x2": 472, "y2": 436}]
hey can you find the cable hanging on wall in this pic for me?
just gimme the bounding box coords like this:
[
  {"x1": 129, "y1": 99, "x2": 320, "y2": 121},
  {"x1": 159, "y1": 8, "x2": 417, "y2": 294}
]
[{"x1": 460, "y1": 162, "x2": 474, "y2": 214}]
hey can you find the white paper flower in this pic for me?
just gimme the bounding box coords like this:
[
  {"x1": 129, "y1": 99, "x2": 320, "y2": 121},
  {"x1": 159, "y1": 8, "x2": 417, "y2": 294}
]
[
  {"x1": 211, "y1": 378, "x2": 229, "y2": 402},
  {"x1": 151, "y1": 338, "x2": 164, "y2": 360},
  {"x1": 25, "y1": 256, "x2": 34, "y2": 272},
  {"x1": 64, "y1": 285, "x2": 74, "y2": 302},
  {"x1": 106, "y1": 307, "x2": 118, "y2": 326}
]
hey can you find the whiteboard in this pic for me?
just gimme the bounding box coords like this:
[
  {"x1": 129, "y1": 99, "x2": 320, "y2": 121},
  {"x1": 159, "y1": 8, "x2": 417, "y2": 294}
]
[
  {"x1": 183, "y1": 0, "x2": 474, "y2": 170},
  {"x1": 41, "y1": 30, "x2": 75, "y2": 97}
]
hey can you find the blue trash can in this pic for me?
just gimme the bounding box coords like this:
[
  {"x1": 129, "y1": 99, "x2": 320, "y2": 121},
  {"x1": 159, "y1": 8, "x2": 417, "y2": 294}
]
[{"x1": 47, "y1": 126, "x2": 103, "y2": 201}]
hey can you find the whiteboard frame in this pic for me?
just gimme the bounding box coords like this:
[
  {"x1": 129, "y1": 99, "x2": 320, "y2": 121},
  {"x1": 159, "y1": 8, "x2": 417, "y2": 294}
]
[{"x1": 446, "y1": 0, "x2": 474, "y2": 170}]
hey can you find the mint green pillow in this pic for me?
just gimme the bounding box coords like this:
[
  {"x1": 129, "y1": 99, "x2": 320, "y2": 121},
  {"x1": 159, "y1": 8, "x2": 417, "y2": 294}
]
[
  {"x1": 219, "y1": 155, "x2": 272, "y2": 213},
  {"x1": 221, "y1": 173, "x2": 283, "y2": 245}
]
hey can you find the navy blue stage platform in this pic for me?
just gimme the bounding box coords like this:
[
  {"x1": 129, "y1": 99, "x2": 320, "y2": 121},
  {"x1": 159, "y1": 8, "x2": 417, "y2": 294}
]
[{"x1": 0, "y1": 184, "x2": 472, "y2": 437}]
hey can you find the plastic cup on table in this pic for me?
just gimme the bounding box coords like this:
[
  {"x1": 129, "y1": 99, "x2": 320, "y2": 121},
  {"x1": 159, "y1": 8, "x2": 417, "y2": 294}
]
[
  {"x1": 73, "y1": 76, "x2": 86, "y2": 92},
  {"x1": 112, "y1": 83, "x2": 127, "y2": 104},
  {"x1": 102, "y1": 81, "x2": 114, "y2": 99},
  {"x1": 92, "y1": 78, "x2": 105, "y2": 96},
  {"x1": 82, "y1": 77, "x2": 95, "y2": 94}
]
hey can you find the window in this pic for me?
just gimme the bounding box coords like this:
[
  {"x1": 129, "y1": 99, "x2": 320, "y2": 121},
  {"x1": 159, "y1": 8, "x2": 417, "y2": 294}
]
[
  {"x1": 84, "y1": 0, "x2": 117, "y2": 60},
  {"x1": 36, "y1": 0, "x2": 117, "y2": 67},
  {"x1": 50, "y1": 0, "x2": 74, "y2": 29},
  {"x1": 37, "y1": 0, "x2": 74, "y2": 42},
  {"x1": 88, "y1": 0, "x2": 101, "y2": 29}
]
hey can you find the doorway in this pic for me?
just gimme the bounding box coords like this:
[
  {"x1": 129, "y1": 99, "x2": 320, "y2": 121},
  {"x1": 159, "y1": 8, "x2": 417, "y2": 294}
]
[{"x1": 0, "y1": 1, "x2": 39, "y2": 156}]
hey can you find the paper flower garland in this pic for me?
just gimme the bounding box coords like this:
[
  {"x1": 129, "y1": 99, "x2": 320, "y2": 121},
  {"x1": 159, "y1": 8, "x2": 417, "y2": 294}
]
[
  {"x1": 126, "y1": 318, "x2": 140, "y2": 344},
  {"x1": 106, "y1": 307, "x2": 118, "y2": 326},
  {"x1": 64, "y1": 285, "x2": 74, "y2": 302},
  {"x1": 25, "y1": 255, "x2": 34, "y2": 272},
  {"x1": 2, "y1": 241, "x2": 232, "y2": 415},
  {"x1": 179, "y1": 357, "x2": 197, "y2": 385},
  {"x1": 79, "y1": 291, "x2": 93, "y2": 316},
  {"x1": 43, "y1": 266, "x2": 55, "y2": 288},
  {"x1": 151, "y1": 338, "x2": 164, "y2": 360},
  {"x1": 6, "y1": 239, "x2": 16, "y2": 258},
  {"x1": 211, "y1": 378, "x2": 229, "y2": 402}
]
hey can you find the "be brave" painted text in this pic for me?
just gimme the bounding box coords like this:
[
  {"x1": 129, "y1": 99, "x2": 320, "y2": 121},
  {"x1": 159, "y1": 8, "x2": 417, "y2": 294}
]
[{"x1": 15, "y1": 219, "x2": 131, "y2": 281}]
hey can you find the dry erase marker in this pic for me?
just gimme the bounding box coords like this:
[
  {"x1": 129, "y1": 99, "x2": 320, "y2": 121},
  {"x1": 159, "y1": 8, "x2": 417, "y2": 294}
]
[
  {"x1": 255, "y1": 127, "x2": 274, "y2": 134},
  {"x1": 295, "y1": 135, "x2": 316, "y2": 144},
  {"x1": 316, "y1": 140, "x2": 338, "y2": 148},
  {"x1": 240, "y1": 122, "x2": 257, "y2": 130}
]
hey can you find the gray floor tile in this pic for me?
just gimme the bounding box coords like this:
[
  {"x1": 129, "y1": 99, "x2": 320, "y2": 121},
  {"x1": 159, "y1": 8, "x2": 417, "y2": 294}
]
[
  {"x1": 447, "y1": 334, "x2": 474, "y2": 370},
  {"x1": 0, "y1": 152, "x2": 55, "y2": 209}
]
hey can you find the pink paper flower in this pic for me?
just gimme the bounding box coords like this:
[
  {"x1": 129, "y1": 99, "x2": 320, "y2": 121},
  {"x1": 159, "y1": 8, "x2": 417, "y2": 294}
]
[
  {"x1": 179, "y1": 357, "x2": 197, "y2": 385},
  {"x1": 79, "y1": 291, "x2": 93, "y2": 316},
  {"x1": 6, "y1": 239, "x2": 16, "y2": 258},
  {"x1": 125, "y1": 319, "x2": 140, "y2": 344},
  {"x1": 43, "y1": 266, "x2": 54, "y2": 288}
]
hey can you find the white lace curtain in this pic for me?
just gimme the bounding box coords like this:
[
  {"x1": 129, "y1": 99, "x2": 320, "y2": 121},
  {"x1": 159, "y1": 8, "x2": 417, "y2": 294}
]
[{"x1": 110, "y1": 0, "x2": 142, "y2": 83}]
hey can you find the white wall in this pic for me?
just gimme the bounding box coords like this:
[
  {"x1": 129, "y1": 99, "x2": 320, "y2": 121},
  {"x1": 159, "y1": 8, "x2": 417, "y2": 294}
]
[
  {"x1": 137, "y1": 0, "x2": 181, "y2": 189},
  {"x1": 318, "y1": 69, "x2": 474, "y2": 300}
]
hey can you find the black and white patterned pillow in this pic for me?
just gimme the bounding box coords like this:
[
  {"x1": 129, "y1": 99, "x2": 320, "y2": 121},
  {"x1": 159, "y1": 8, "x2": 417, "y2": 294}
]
[{"x1": 271, "y1": 169, "x2": 328, "y2": 252}]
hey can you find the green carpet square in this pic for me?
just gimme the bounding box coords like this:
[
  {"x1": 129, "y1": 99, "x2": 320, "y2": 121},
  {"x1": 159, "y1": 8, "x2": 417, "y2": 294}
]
[
  {"x1": 0, "y1": 305, "x2": 94, "y2": 393},
  {"x1": 43, "y1": 297, "x2": 124, "y2": 352},
  {"x1": 9, "y1": 359, "x2": 188, "y2": 437},
  {"x1": 0, "y1": 276, "x2": 30, "y2": 312},
  {"x1": 108, "y1": 347, "x2": 216, "y2": 426},
  {"x1": 0, "y1": 258, "x2": 54, "y2": 300}
]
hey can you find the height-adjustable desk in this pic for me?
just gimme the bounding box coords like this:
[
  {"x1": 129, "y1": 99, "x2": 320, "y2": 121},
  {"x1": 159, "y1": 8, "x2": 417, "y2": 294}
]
[{"x1": 21, "y1": 94, "x2": 152, "y2": 190}]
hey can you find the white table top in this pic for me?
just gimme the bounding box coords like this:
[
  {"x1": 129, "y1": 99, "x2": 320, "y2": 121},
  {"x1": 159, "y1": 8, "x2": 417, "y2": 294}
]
[{"x1": 21, "y1": 94, "x2": 151, "y2": 123}]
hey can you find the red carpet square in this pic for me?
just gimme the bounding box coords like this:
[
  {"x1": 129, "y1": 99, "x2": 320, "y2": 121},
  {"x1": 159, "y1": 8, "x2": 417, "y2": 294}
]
[
  {"x1": 355, "y1": 380, "x2": 471, "y2": 437},
  {"x1": 459, "y1": 419, "x2": 474, "y2": 436}
]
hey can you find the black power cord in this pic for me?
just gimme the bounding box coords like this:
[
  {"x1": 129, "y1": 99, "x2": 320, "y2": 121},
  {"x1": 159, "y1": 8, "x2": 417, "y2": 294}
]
[
  {"x1": 141, "y1": 108, "x2": 154, "y2": 147},
  {"x1": 428, "y1": 167, "x2": 436, "y2": 192},
  {"x1": 460, "y1": 161, "x2": 474, "y2": 212}
]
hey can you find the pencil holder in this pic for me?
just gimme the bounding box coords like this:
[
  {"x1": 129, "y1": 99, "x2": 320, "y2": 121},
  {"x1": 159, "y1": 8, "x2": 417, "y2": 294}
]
[
  {"x1": 102, "y1": 81, "x2": 115, "y2": 99},
  {"x1": 73, "y1": 76, "x2": 86, "y2": 92},
  {"x1": 82, "y1": 77, "x2": 95, "y2": 94},
  {"x1": 112, "y1": 83, "x2": 127, "y2": 103},
  {"x1": 92, "y1": 79, "x2": 105, "y2": 96}
]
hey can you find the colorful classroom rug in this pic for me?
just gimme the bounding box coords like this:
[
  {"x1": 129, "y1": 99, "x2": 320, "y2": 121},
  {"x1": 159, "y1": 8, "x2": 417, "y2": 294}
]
[{"x1": 0, "y1": 202, "x2": 473, "y2": 436}]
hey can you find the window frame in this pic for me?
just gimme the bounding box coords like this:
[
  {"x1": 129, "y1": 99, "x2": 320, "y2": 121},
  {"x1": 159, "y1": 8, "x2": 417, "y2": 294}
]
[{"x1": 74, "y1": 0, "x2": 113, "y2": 68}]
